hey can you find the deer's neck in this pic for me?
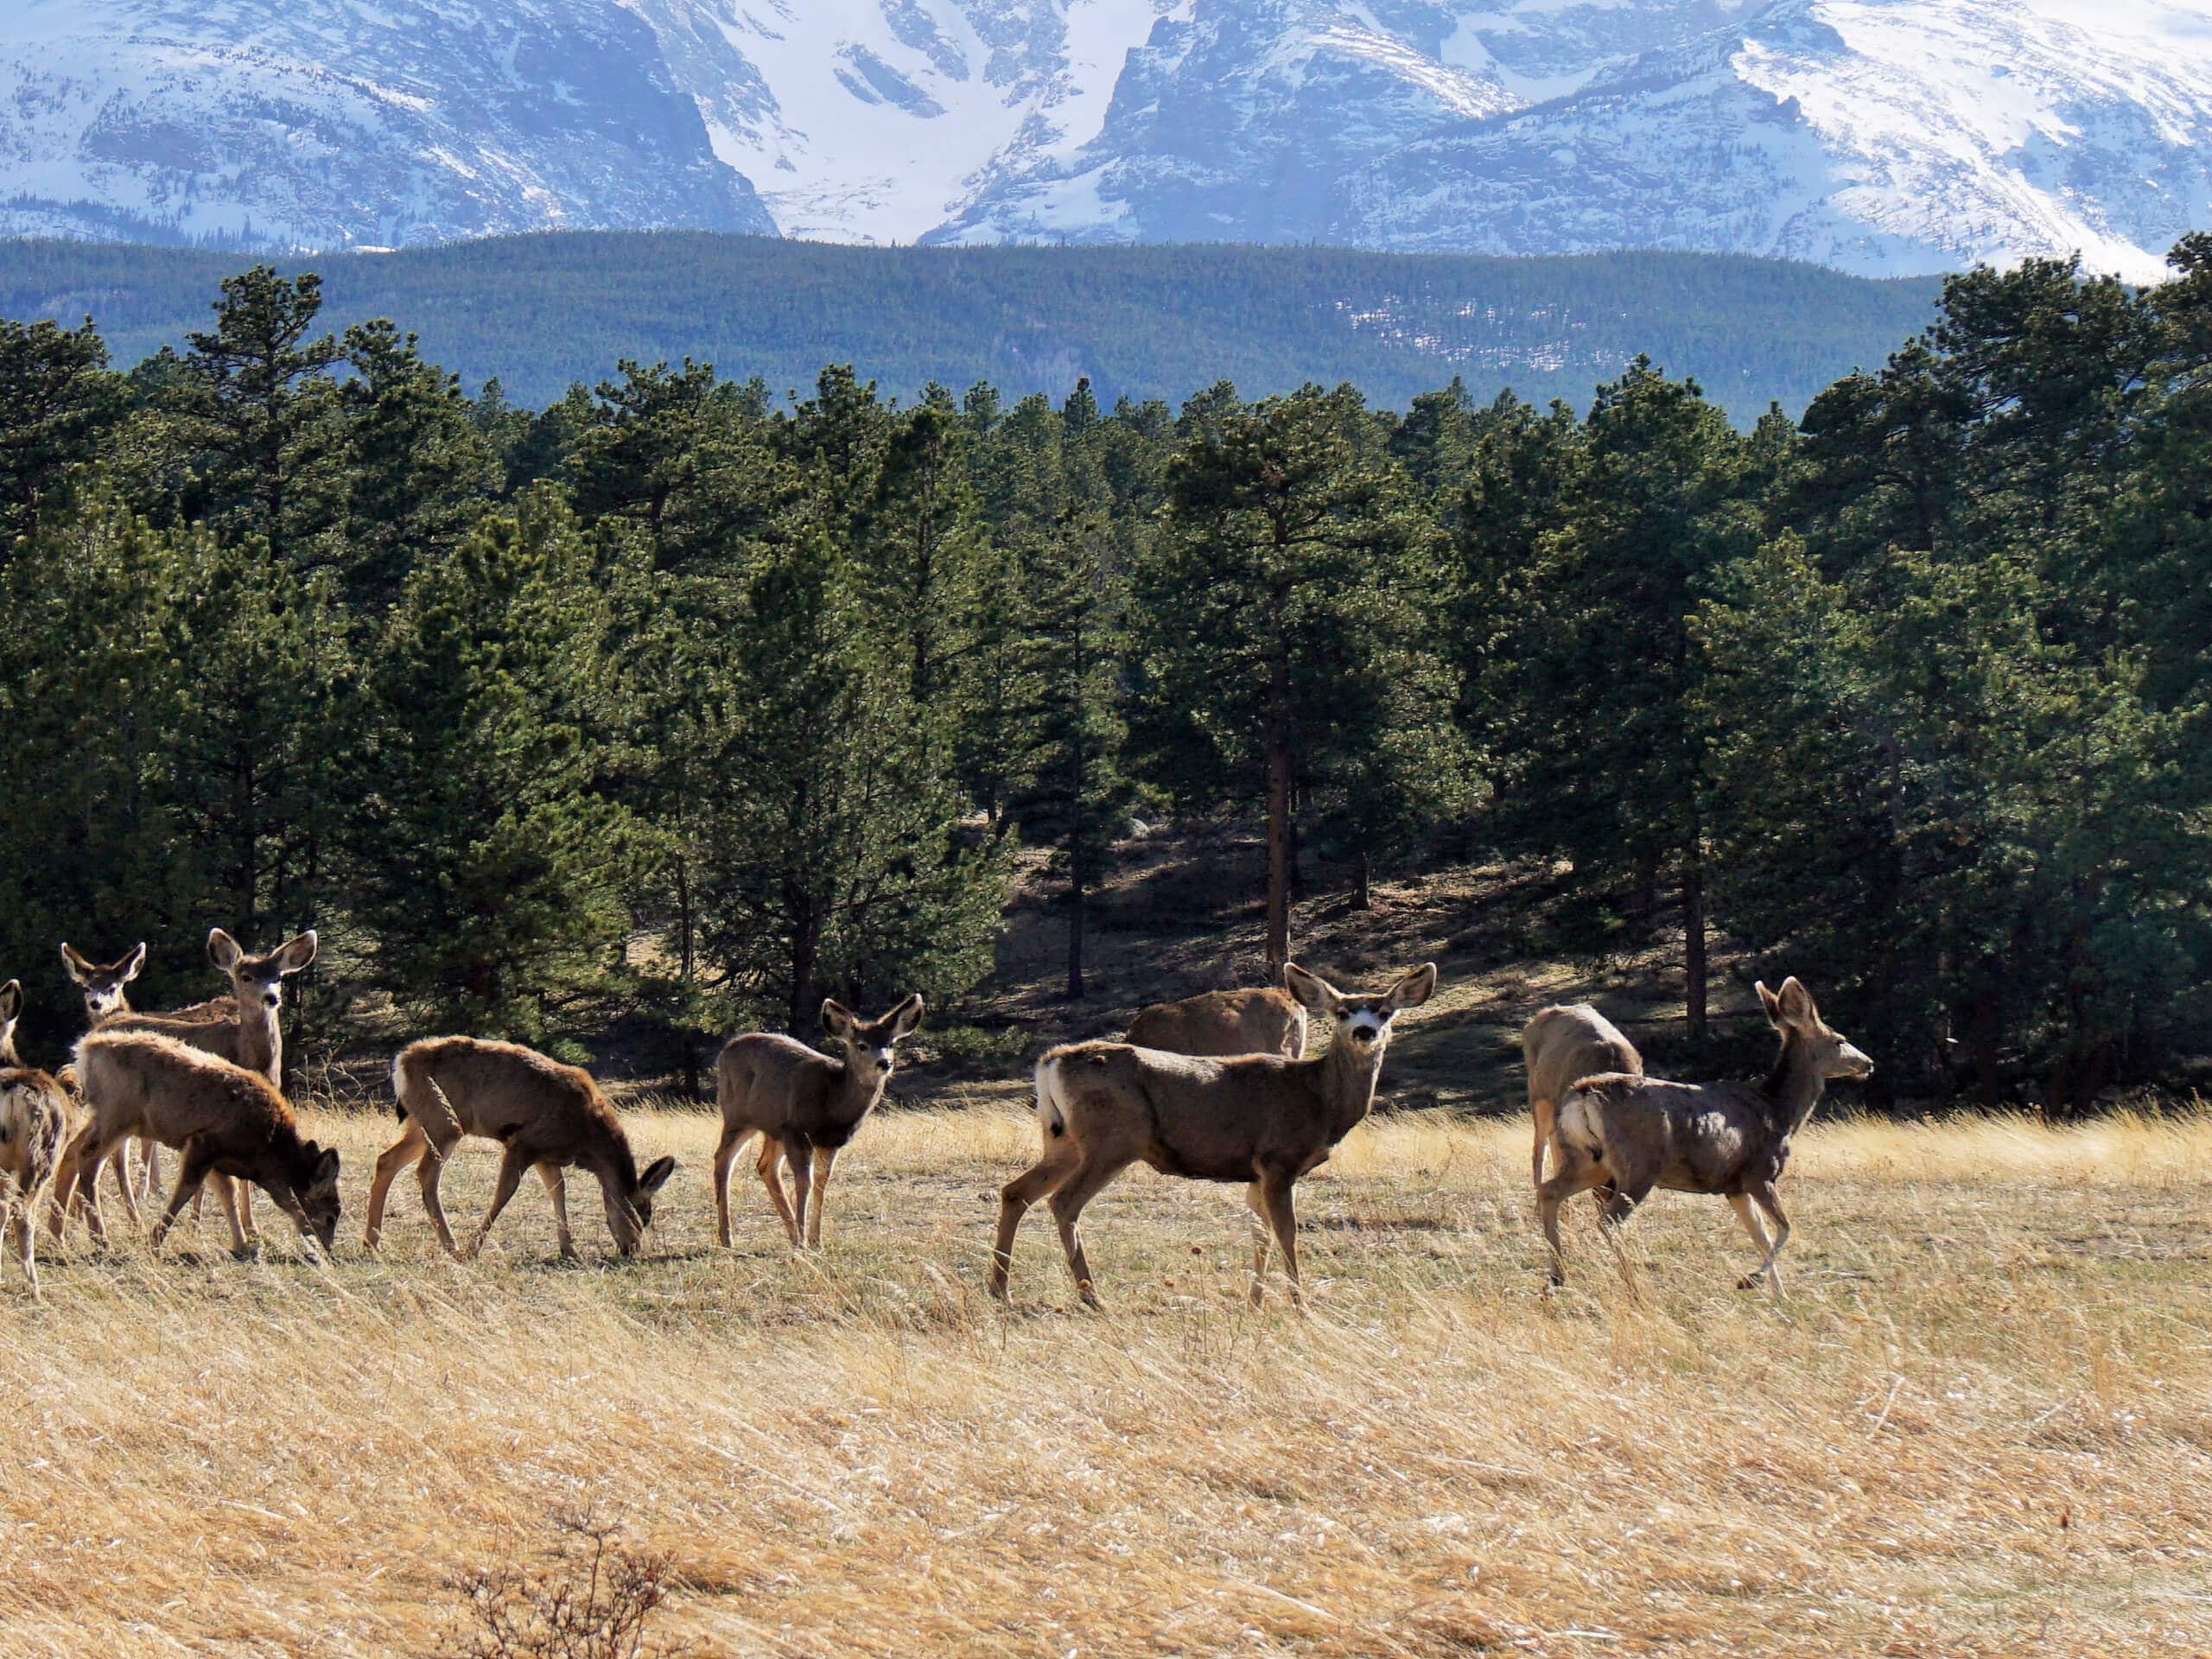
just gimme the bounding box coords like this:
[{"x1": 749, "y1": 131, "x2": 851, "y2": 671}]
[
  {"x1": 0, "y1": 1035, "x2": 17, "y2": 1068},
  {"x1": 836, "y1": 1060, "x2": 888, "y2": 1125},
  {"x1": 1761, "y1": 1039, "x2": 1827, "y2": 1138},
  {"x1": 1317, "y1": 1038, "x2": 1389, "y2": 1141},
  {"x1": 234, "y1": 1000, "x2": 282, "y2": 1085}
]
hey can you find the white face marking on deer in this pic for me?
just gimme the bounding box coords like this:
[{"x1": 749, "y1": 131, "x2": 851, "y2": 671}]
[{"x1": 62, "y1": 942, "x2": 145, "y2": 1020}]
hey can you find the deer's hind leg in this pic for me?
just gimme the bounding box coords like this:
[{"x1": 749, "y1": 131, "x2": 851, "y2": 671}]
[
  {"x1": 461, "y1": 1143, "x2": 532, "y2": 1261},
  {"x1": 1529, "y1": 1095, "x2": 1554, "y2": 1191},
  {"x1": 988, "y1": 1136, "x2": 1081, "y2": 1300},
  {"x1": 363, "y1": 1118, "x2": 429, "y2": 1249},
  {"x1": 1537, "y1": 1143, "x2": 1613, "y2": 1287},
  {"x1": 712, "y1": 1122, "x2": 754, "y2": 1249},
  {"x1": 1743, "y1": 1179, "x2": 1792, "y2": 1295},
  {"x1": 1045, "y1": 1156, "x2": 1129, "y2": 1309},
  {"x1": 754, "y1": 1135, "x2": 802, "y2": 1249}
]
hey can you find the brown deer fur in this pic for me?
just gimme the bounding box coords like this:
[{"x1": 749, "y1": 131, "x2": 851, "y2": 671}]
[
  {"x1": 1538, "y1": 976, "x2": 1872, "y2": 1294},
  {"x1": 0, "y1": 981, "x2": 69, "y2": 1292},
  {"x1": 991, "y1": 962, "x2": 1437, "y2": 1309},
  {"x1": 713, "y1": 995, "x2": 924, "y2": 1249},
  {"x1": 63, "y1": 929, "x2": 316, "y2": 1240},
  {"x1": 1521, "y1": 1003, "x2": 1643, "y2": 1190},
  {"x1": 366, "y1": 1036, "x2": 677, "y2": 1260},
  {"x1": 1126, "y1": 984, "x2": 1307, "y2": 1060},
  {"x1": 60, "y1": 1031, "x2": 340, "y2": 1256}
]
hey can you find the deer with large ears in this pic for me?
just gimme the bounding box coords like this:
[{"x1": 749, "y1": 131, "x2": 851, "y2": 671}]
[
  {"x1": 52, "y1": 928, "x2": 317, "y2": 1243},
  {"x1": 60, "y1": 939, "x2": 231, "y2": 1205},
  {"x1": 1538, "y1": 976, "x2": 1872, "y2": 1295},
  {"x1": 991, "y1": 961, "x2": 1438, "y2": 1310},
  {"x1": 712, "y1": 995, "x2": 925, "y2": 1249}
]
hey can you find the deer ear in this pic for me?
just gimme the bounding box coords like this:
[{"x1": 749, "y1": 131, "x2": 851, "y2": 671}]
[
  {"x1": 207, "y1": 929, "x2": 242, "y2": 972},
  {"x1": 60, "y1": 944, "x2": 91, "y2": 985},
  {"x1": 639, "y1": 1154, "x2": 677, "y2": 1195},
  {"x1": 122, "y1": 943, "x2": 147, "y2": 982},
  {"x1": 1386, "y1": 963, "x2": 1439, "y2": 1012},
  {"x1": 820, "y1": 999, "x2": 856, "y2": 1039},
  {"x1": 274, "y1": 931, "x2": 317, "y2": 975},
  {"x1": 889, "y1": 994, "x2": 925, "y2": 1039},
  {"x1": 1777, "y1": 977, "x2": 1815, "y2": 1026},
  {"x1": 311, "y1": 1146, "x2": 341, "y2": 1185},
  {"x1": 1755, "y1": 981, "x2": 1782, "y2": 1026},
  {"x1": 1283, "y1": 963, "x2": 1340, "y2": 1016},
  {"x1": 0, "y1": 980, "x2": 20, "y2": 1021}
]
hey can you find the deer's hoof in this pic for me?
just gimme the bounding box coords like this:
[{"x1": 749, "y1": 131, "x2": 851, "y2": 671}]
[{"x1": 1736, "y1": 1274, "x2": 1763, "y2": 1291}]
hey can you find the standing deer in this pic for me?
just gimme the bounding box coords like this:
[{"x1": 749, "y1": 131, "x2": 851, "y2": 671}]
[
  {"x1": 991, "y1": 962, "x2": 1437, "y2": 1309},
  {"x1": 60, "y1": 940, "x2": 230, "y2": 1205},
  {"x1": 712, "y1": 995, "x2": 924, "y2": 1249},
  {"x1": 61, "y1": 1030, "x2": 340, "y2": 1257},
  {"x1": 59, "y1": 929, "x2": 317, "y2": 1243},
  {"x1": 1521, "y1": 1003, "x2": 1643, "y2": 1190},
  {"x1": 365, "y1": 1037, "x2": 677, "y2": 1260},
  {"x1": 1538, "y1": 976, "x2": 1872, "y2": 1294},
  {"x1": 0, "y1": 981, "x2": 70, "y2": 1292},
  {"x1": 1126, "y1": 981, "x2": 1307, "y2": 1060}
]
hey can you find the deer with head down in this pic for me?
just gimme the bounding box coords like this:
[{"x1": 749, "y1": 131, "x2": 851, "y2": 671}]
[
  {"x1": 1538, "y1": 976, "x2": 1871, "y2": 1294},
  {"x1": 1521, "y1": 1002, "x2": 1643, "y2": 1191},
  {"x1": 61, "y1": 1029, "x2": 341, "y2": 1258},
  {"x1": 365, "y1": 1036, "x2": 677, "y2": 1261},
  {"x1": 712, "y1": 995, "x2": 925, "y2": 1249},
  {"x1": 991, "y1": 961, "x2": 1437, "y2": 1309},
  {"x1": 0, "y1": 980, "x2": 70, "y2": 1292}
]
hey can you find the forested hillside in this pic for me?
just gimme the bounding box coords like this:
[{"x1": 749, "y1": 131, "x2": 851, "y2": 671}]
[
  {"x1": 2, "y1": 238, "x2": 2206, "y2": 1116},
  {"x1": 0, "y1": 234, "x2": 1941, "y2": 422}
]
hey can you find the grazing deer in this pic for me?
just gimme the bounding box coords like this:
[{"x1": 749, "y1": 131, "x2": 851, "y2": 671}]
[
  {"x1": 1521, "y1": 1003, "x2": 1643, "y2": 1190},
  {"x1": 60, "y1": 929, "x2": 317, "y2": 1241},
  {"x1": 991, "y1": 962, "x2": 1437, "y2": 1309},
  {"x1": 1538, "y1": 976, "x2": 1872, "y2": 1295},
  {"x1": 1126, "y1": 981, "x2": 1307, "y2": 1060},
  {"x1": 0, "y1": 981, "x2": 70, "y2": 1292},
  {"x1": 712, "y1": 995, "x2": 924, "y2": 1249},
  {"x1": 60, "y1": 1031, "x2": 340, "y2": 1257},
  {"x1": 365, "y1": 1037, "x2": 677, "y2": 1260}
]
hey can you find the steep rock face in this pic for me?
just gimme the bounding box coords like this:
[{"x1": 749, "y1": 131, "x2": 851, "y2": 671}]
[
  {"x1": 0, "y1": 0, "x2": 2203, "y2": 277},
  {"x1": 1320, "y1": 0, "x2": 2212, "y2": 280},
  {"x1": 0, "y1": 0, "x2": 772, "y2": 249}
]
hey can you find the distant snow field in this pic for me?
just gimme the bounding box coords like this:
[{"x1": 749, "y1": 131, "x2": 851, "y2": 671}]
[{"x1": 0, "y1": 0, "x2": 2205, "y2": 278}]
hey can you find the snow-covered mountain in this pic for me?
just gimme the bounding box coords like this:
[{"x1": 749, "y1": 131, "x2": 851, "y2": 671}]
[{"x1": 1, "y1": 0, "x2": 2206, "y2": 279}]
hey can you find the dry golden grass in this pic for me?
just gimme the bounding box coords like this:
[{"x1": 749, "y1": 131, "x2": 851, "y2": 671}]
[{"x1": 2, "y1": 1103, "x2": 2207, "y2": 1656}]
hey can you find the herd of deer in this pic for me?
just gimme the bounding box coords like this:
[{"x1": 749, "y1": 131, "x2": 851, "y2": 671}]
[{"x1": 0, "y1": 928, "x2": 1872, "y2": 1304}]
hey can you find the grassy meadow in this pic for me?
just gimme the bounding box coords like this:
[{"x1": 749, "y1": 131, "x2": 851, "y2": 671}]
[{"x1": 1, "y1": 1101, "x2": 2205, "y2": 1656}]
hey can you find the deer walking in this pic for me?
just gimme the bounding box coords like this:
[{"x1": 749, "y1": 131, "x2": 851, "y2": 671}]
[
  {"x1": 0, "y1": 981, "x2": 70, "y2": 1292},
  {"x1": 61, "y1": 1030, "x2": 340, "y2": 1257},
  {"x1": 991, "y1": 962, "x2": 1437, "y2": 1309},
  {"x1": 712, "y1": 995, "x2": 924, "y2": 1249},
  {"x1": 56, "y1": 929, "x2": 317, "y2": 1243},
  {"x1": 1521, "y1": 1003, "x2": 1643, "y2": 1190},
  {"x1": 1126, "y1": 980, "x2": 1307, "y2": 1059},
  {"x1": 365, "y1": 1037, "x2": 677, "y2": 1260},
  {"x1": 1538, "y1": 976, "x2": 1871, "y2": 1294}
]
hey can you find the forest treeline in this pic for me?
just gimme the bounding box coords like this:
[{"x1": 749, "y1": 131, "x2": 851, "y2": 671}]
[
  {"x1": 0, "y1": 234, "x2": 1940, "y2": 419},
  {"x1": 2, "y1": 236, "x2": 2208, "y2": 1113}
]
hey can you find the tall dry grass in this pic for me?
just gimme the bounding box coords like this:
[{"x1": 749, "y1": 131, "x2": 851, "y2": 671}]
[{"x1": 0, "y1": 1104, "x2": 2206, "y2": 1656}]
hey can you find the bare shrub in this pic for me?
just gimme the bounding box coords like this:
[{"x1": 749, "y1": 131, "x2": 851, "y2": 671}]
[{"x1": 434, "y1": 1508, "x2": 686, "y2": 1659}]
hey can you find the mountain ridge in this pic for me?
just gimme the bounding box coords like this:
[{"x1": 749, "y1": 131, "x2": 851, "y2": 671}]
[{"x1": 1, "y1": 0, "x2": 2202, "y2": 279}]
